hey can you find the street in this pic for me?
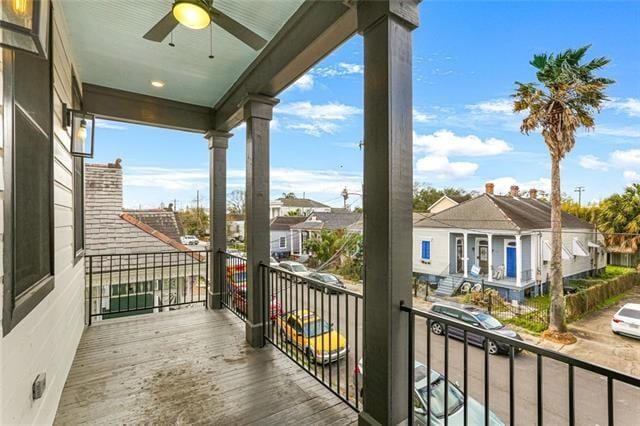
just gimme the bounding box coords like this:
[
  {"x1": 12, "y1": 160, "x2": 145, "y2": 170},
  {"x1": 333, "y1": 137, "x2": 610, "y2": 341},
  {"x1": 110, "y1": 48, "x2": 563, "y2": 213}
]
[{"x1": 267, "y1": 276, "x2": 640, "y2": 425}]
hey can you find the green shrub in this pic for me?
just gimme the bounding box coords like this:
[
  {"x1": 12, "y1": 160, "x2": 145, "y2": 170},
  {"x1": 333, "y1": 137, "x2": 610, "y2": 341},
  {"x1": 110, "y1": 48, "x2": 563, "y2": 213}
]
[{"x1": 565, "y1": 272, "x2": 640, "y2": 321}]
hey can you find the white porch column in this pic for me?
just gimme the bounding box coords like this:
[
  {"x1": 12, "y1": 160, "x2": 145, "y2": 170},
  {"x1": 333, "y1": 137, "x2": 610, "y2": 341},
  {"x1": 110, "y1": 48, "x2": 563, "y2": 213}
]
[
  {"x1": 298, "y1": 230, "x2": 302, "y2": 254},
  {"x1": 290, "y1": 229, "x2": 294, "y2": 254},
  {"x1": 463, "y1": 231, "x2": 469, "y2": 278},
  {"x1": 488, "y1": 234, "x2": 493, "y2": 279},
  {"x1": 516, "y1": 234, "x2": 522, "y2": 286},
  {"x1": 244, "y1": 94, "x2": 279, "y2": 347},
  {"x1": 205, "y1": 130, "x2": 232, "y2": 310}
]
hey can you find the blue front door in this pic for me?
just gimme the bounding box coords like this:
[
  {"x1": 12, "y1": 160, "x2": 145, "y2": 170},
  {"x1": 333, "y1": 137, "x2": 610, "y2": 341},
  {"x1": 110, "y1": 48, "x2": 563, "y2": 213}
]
[{"x1": 506, "y1": 246, "x2": 517, "y2": 278}]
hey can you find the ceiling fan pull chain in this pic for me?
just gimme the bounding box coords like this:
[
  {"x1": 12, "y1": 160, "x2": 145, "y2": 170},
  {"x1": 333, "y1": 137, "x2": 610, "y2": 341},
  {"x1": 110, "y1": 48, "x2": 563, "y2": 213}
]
[
  {"x1": 169, "y1": 31, "x2": 175, "y2": 47},
  {"x1": 209, "y1": 24, "x2": 214, "y2": 59}
]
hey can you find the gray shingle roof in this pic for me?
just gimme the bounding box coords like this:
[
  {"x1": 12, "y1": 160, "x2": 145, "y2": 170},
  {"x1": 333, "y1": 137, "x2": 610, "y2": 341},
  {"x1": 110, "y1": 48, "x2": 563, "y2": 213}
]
[
  {"x1": 291, "y1": 212, "x2": 362, "y2": 231},
  {"x1": 124, "y1": 209, "x2": 184, "y2": 241},
  {"x1": 415, "y1": 194, "x2": 594, "y2": 231},
  {"x1": 270, "y1": 216, "x2": 307, "y2": 231},
  {"x1": 276, "y1": 198, "x2": 330, "y2": 208}
]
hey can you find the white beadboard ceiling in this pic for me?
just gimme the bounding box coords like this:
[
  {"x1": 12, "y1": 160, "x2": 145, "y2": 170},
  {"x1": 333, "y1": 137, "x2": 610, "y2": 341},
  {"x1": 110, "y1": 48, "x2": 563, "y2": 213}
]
[{"x1": 59, "y1": 0, "x2": 305, "y2": 107}]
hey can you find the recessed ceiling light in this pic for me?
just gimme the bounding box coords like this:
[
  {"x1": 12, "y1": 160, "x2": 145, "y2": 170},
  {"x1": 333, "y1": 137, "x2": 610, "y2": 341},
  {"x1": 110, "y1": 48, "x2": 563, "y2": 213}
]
[{"x1": 150, "y1": 80, "x2": 165, "y2": 88}]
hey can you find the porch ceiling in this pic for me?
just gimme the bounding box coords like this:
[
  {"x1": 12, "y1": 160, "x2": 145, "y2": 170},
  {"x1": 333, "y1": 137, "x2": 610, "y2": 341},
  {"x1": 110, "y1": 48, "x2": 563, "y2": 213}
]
[{"x1": 59, "y1": 0, "x2": 305, "y2": 107}]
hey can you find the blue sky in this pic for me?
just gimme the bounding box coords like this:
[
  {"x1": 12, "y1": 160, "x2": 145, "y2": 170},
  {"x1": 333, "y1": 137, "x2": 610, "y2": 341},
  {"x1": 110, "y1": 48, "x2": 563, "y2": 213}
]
[{"x1": 92, "y1": 1, "x2": 640, "y2": 210}]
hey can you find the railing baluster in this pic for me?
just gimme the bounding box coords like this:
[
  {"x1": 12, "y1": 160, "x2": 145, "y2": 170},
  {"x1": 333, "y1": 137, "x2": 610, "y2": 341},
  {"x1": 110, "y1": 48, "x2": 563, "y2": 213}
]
[
  {"x1": 568, "y1": 364, "x2": 575, "y2": 426},
  {"x1": 484, "y1": 335, "x2": 489, "y2": 426},
  {"x1": 408, "y1": 309, "x2": 415, "y2": 426},
  {"x1": 607, "y1": 376, "x2": 614, "y2": 426},
  {"x1": 509, "y1": 345, "x2": 515, "y2": 426},
  {"x1": 426, "y1": 317, "x2": 431, "y2": 424},
  {"x1": 88, "y1": 256, "x2": 93, "y2": 325},
  {"x1": 355, "y1": 296, "x2": 359, "y2": 410},
  {"x1": 537, "y1": 353, "x2": 543, "y2": 426},
  {"x1": 464, "y1": 330, "x2": 468, "y2": 425},
  {"x1": 444, "y1": 323, "x2": 449, "y2": 426}
]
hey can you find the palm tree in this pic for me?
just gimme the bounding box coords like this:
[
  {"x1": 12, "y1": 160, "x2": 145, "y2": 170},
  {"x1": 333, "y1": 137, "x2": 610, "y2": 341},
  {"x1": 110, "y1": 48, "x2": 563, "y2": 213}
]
[
  {"x1": 513, "y1": 45, "x2": 613, "y2": 335},
  {"x1": 598, "y1": 184, "x2": 640, "y2": 253}
]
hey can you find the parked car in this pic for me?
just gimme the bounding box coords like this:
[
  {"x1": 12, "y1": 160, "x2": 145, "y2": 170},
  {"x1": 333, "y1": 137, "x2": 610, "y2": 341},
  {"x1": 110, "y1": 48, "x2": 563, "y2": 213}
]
[
  {"x1": 277, "y1": 310, "x2": 348, "y2": 364},
  {"x1": 270, "y1": 256, "x2": 279, "y2": 268},
  {"x1": 307, "y1": 272, "x2": 346, "y2": 294},
  {"x1": 611, "y1": 303, "x2": 640, "y2": 339},
  {"x1": 278, "y1": 261, "x2": 311, "y2": 277},
  {"x1": 231, "y1": 282, "x2": 283, "y2": 320},
  {"x1": 429, "y1": 302, "x2": 523, "y2": 355},
  {"x1": 180, "y1": 235, "x2": 200, "y2": 245},
  {"x1": 354, "y1": 359, "x2": 504, "y2": 425}
]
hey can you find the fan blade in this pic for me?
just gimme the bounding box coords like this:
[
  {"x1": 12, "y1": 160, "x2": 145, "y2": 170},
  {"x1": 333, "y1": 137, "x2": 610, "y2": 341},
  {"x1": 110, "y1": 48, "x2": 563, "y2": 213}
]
[
  {"x1": 211, "y1": 7, "x2": 267, "y2": 51},
  {"x1": 143, "y1": 11, "x2": 179, "y2": 42}
]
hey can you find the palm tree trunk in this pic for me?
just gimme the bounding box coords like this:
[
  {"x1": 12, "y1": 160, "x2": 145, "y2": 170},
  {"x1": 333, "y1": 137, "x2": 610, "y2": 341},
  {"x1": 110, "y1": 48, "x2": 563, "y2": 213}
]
[{"x1": 549, "y1": 153, "x2": 567, "y2": 333}]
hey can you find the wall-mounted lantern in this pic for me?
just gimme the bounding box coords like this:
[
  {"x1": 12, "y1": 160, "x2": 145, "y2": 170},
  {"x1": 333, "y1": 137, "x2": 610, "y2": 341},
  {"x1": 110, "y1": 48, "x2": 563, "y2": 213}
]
[
  {"x1": 0, "y1": 0, "x2": 50, "y2": 58},
  {"x1": 63, "y1": 104, "x2": 95, "y2": 158}
]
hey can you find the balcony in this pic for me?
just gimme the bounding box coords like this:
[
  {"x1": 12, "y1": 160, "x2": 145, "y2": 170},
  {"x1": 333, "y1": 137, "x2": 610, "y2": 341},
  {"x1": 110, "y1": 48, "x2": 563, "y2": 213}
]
[{"x1": 54, "y1": 307, "x2": 357, "y2": 425}]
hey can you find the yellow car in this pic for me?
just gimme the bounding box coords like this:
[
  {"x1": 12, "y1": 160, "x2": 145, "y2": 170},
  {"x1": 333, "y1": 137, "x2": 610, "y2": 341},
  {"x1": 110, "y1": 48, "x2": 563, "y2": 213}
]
[{"x1": 277, "y1": 310, "x2": 348, "y2": 364}]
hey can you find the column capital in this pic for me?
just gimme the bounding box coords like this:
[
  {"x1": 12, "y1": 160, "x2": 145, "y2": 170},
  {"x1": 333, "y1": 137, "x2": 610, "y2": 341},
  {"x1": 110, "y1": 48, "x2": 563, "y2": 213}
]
[
  {"x1": 205, "y1": 130, "x2": 233, "y2": 150},
  {"x1": 357, "y1": 0, "x2": 420, "y2": 34},
  {"x1": 241, "y1": 94, "x2": 279, "y2": 121}
]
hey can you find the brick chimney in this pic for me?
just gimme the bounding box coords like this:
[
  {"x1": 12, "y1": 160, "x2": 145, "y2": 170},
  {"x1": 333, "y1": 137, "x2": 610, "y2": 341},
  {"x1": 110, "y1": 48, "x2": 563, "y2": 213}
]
[
  {"x1": 485, "y1": 182, "x2": 495, "y2": 195},
  {"x1": 510, "y1": 185, "x2": 519, "y2": 197},
  {"x1": 529, "y1": 188, "x2": 538, "y2": 200}
]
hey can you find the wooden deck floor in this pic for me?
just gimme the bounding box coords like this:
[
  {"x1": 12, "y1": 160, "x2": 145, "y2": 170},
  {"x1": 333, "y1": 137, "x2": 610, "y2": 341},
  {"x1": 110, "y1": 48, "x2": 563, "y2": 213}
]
[{"x1": 54, "y1": 308, "x2": 357, "y2": 425}]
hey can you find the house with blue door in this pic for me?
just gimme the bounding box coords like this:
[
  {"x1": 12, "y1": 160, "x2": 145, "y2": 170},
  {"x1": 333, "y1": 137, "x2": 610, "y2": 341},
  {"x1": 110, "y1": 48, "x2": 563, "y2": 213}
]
[{"x1": 413, "y1": 183, "x2": 606, "y2": 301}]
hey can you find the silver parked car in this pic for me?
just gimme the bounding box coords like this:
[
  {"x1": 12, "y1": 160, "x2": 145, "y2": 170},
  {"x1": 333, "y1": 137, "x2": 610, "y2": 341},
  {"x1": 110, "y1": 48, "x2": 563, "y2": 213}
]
[{"x1": 354, "y1": 359, "x2": 504, "y2": 425}]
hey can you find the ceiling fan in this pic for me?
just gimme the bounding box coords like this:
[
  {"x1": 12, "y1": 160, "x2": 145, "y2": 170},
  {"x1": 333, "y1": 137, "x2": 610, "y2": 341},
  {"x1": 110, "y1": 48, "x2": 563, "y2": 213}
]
[{"x1": 143, "y1": 0, "x2": 267, "y2": 51}]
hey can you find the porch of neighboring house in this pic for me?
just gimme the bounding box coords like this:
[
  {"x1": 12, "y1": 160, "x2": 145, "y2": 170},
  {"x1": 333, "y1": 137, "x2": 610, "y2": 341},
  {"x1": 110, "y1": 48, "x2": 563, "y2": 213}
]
[{"x1": 54, "y1": 308, "x2": 357, "y2": 425}]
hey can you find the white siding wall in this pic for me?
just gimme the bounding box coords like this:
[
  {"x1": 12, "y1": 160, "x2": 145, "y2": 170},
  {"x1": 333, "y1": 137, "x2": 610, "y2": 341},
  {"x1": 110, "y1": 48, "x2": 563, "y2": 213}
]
[
  {"x1": 538, "y1": 229, "x2": 600, "y2": 280},
  {"x1": 0, "y1": 7, "x2": 85, "y2": 425},
  {"x1": 413, "y1": 228, "x2": 450, "y2": 275}
]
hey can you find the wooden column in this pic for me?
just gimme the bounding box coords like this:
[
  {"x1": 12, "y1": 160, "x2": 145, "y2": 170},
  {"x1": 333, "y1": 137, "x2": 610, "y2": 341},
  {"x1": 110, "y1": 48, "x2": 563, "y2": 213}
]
[
  {"x1": 488, "y1": 234, "x2": 493, "y2": 279},
  {"x1": 243, "y1": 95, "x2": 278, "y2": 347},
  {"x1": 516, "y1": 234, "x2": 522, "y2": 287},
  {"x1": 205, "y1": 130, "x2": 232, "y2": 310},
  {"x1": 463, "y1": 231, "x2": 469, "y2": 278},
  {"x1": 358, "y1": 1, "x2": 419, "y2": 424}
]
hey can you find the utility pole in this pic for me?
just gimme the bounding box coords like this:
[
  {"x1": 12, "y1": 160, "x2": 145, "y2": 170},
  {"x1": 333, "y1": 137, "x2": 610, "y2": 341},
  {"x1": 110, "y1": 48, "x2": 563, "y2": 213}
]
[
  {"x1": 575, "y1": 186, "x2": 585, "y2": 207},
  {"x1": 341, "y1": 187, "x2": 349, "y2": 209}
]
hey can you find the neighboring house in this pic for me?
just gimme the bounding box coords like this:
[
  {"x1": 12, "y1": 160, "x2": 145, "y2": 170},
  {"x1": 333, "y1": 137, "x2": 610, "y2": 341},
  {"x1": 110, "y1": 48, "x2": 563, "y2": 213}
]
[
  {"x1": 413, "y1": 183, "x2": 606, "y2": 301},
  {"x1": 290, "y1": 211, "x2": 362, "y2": 255},
  {"x1": 227, "y1": 214, "x2": 245, "y2": 242},
  {"x1": 85, "y1": 162, "x2": 205, "y2": 319},
  {"x1": 428, "y1": 195, "x2": 467, "y2": 214},
  {"x1": 269, "y1": 197, "x2": 332, "y2": 218},
  {"x1": 607, "y1": 246, "x2": 640, "y2": 268},
  {"x1": 270, "y1": 216, "x2": 306, "y2": 258}
]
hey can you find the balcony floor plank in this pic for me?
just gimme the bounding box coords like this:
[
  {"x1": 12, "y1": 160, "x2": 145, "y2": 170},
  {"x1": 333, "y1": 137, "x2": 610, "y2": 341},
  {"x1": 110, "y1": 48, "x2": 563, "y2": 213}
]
[{"x1": 54, "y1": 308, "x2": 357, "y2": 425}]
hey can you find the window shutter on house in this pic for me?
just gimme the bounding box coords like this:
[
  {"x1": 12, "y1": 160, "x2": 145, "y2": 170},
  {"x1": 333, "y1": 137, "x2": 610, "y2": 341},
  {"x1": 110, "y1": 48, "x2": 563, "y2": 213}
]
[{"x1": 421, "y1": 241, "x2": 431, "y2": 260}]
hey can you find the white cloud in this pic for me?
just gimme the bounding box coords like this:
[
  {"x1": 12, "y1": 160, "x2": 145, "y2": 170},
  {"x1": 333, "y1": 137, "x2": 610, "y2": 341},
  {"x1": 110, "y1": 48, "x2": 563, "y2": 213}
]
[
  {"x1": 610, "y1": 149, "x2": 640, "y2": 168},
  {"x1": 466, "y1": 98, "x2": 515, "y2": 115},
  {"x1": 124, "y1": 167, "x2": 208, "y2": 190},
  {"x1": 413, "y1": 108, "x2": 434, "y2": 123},
  {"x1": 486, "y1": 177, "x2": 551, "y2": 195},
  {"x1": 95, "y1": 119, "x2": 127, "y2": 131},
  {"x1": 578, "y1": 155, "x2": 609, "y2": 171},
  {"x1": 313, "y1": 62, "x2": 363, "y2": 78},
  {"x1": 291, "y1": 74, "x2": 314, "y2": 91},
  {"x1": 591, "y1": 125, "x2": 640, "y2": 139},
  {"x1": 287, "y1": 122, "x2": 339, "y2": 137},
  {"x1": 606, "y1": 98, "x2": 640, "y2": 117},
  {"x1": 414, "y1": 129, "x2": 512, "y2": 157},
  {"x1": 415, "y1": 155, "x2": 478, "y2": 179},
  {"x1": 623, "y1": 170, "x2": 640, "y2": 181},
  {"x1": 276, "y1": 101, "x2": 361, "y2": 137}
]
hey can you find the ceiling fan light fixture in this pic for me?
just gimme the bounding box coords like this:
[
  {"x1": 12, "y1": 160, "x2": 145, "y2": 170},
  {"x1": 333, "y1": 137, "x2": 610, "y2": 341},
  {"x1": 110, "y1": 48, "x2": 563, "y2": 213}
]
[{"x1": 172, "y1": 0, "x2": 211, "y2": 30}]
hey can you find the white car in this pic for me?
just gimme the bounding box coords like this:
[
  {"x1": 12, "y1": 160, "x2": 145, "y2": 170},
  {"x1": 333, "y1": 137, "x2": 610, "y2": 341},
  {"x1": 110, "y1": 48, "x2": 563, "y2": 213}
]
[
  {"x1": 277, "y1": 261, "x2": 311, "y2": 277},
  {"x1": 611, "y1": 303, "x2": 640, "y2": 339},
  {"x1": 180, "y1": 235, "x2": 200, "y2": 245}
]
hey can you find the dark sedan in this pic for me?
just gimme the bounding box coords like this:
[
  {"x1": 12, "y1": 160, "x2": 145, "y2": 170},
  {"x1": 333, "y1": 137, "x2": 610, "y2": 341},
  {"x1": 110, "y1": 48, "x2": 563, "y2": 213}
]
[
  {"x1": 429, "y1": 301, "x2": 523, "y2": 355},
  {"x1": 307, "y1": 272, "x2": 346, "y2": 294}
]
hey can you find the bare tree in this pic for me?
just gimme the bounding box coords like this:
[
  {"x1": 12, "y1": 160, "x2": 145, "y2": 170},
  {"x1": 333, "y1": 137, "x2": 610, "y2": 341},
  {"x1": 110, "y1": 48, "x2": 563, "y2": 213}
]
[{"x1": 227, "y1": 190, "x2": 245, "y2": 216}]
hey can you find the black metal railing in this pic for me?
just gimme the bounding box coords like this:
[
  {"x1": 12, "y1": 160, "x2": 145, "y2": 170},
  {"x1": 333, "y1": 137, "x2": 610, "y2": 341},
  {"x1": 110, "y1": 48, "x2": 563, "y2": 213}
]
[
  {"x1": 401, "y1": 303, "x2": 640, "y2": 426},
  {"x1": 86, "y1": 249, "x2": 210, "y2": 324},
  {"x1": 260, "y1": 263, "x2": 363, "y2": 411},
  {"x1": 220, "y1": 251, "x2": 248, "y2": 322}
]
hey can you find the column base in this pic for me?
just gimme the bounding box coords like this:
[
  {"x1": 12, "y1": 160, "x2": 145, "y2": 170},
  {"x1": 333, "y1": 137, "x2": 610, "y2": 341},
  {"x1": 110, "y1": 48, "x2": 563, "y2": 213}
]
[
  {"x1": 245, "y1": 320, "x2": 264, "y2": 348},
  {"x1": 358, "y1": 411, "x2": 408, "y2": 426},
  {"x1": 208, "y1": 292, "x2": 222, "y2": 310}
]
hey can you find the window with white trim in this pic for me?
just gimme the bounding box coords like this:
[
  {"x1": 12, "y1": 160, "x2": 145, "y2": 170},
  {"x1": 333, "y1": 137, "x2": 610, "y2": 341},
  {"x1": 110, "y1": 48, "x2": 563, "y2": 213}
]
[
  {"x1": 421, "y1": 240, "x2": 431, "y2": 262},
  {"x1": 279, "y1": 237, "x2": 287, "y2": 249}
]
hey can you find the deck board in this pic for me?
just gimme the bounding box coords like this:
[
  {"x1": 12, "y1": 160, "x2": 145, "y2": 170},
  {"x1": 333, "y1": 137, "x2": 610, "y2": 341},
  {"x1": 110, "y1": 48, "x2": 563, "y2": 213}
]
[{"x1": 54, "y1": 308, "x2": 357, "y2": 425}]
